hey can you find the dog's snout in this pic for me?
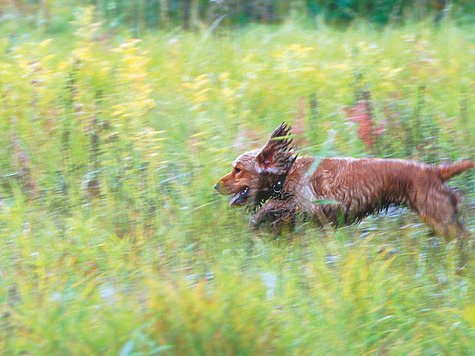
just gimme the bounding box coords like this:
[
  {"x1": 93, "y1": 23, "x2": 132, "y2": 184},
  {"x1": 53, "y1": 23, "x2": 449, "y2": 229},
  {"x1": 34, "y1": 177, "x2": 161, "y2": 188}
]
[
  {"x1": 215, "y1": 181, "x2": 230, "y2": 195},
  {"x1": 214, "y1": 181, "x2": 225, "y2": 194}
]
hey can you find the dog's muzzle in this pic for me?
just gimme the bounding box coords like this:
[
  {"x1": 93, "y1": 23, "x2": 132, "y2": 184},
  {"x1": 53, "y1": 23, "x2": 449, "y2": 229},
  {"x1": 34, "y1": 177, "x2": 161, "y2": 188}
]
[{"x1": 214, "y1": 182, "x2": 226, "y2": 194}]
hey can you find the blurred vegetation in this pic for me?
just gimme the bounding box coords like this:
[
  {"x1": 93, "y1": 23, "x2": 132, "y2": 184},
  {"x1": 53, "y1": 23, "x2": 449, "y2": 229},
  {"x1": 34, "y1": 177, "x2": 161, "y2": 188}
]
[
  {"x1": 1, "y1": 0, "x2": 475, "y2": 34},
  {"x1": 0, "y1": 2, "x2": 474, "y2": 355}
]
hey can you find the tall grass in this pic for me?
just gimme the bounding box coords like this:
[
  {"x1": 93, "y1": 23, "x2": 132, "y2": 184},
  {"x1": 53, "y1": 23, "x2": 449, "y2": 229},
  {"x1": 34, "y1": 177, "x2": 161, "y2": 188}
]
[{"x1": 0, "y1": 12, "x2": 474, "y2": 354}]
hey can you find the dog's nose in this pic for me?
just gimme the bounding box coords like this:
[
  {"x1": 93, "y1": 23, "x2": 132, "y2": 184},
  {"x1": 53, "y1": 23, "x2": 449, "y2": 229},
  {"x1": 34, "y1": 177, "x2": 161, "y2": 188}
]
[{"x1": 214, "y1": 182, "x2": 225, "y2": 194}]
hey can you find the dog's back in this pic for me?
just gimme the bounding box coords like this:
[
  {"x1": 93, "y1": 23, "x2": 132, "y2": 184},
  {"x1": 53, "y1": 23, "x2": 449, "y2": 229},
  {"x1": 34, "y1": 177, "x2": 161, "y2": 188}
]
[{"x1": 307, "y1": 157, "x2": 472, "y2": 236}]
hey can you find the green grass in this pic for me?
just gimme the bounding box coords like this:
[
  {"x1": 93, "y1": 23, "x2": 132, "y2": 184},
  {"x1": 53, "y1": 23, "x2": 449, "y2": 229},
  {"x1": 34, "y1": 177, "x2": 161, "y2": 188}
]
[{"x1": 0, "y1": 13, "x2": 474, "y2": 355}]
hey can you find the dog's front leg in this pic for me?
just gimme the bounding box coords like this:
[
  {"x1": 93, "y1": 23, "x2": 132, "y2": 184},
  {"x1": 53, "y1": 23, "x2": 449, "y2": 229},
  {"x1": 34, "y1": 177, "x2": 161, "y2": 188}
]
[{"x1": 250, "y1": 199, "x2": 297, "y2": 234}]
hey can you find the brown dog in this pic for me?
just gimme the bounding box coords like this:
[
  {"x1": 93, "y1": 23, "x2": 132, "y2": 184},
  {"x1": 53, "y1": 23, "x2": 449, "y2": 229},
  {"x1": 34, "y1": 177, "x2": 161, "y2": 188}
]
[{"x1": 215, "y1": 123, "x2": 473, "y2": 238}]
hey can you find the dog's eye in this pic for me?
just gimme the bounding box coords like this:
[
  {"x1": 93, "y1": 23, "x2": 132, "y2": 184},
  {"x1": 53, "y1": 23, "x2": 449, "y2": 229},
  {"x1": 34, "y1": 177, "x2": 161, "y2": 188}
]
[{"x1": 234, "y1": 167, "x2": 241, "y2": 174}]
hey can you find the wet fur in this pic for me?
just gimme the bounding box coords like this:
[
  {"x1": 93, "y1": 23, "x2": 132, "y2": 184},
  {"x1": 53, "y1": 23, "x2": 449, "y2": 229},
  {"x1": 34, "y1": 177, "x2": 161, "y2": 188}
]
[{"x1": 215, "y1": 123, "x2": 473, "y2": 238}]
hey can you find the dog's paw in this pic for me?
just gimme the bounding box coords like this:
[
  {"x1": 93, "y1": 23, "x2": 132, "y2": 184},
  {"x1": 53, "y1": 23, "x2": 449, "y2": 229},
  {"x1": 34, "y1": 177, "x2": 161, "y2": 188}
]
[{"x1": 249, "y1": 215, "x2": 260, "y2": 229}]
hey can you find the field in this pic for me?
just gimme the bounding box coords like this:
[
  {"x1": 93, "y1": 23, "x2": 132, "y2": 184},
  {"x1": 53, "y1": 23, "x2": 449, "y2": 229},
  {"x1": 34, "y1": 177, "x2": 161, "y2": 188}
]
[{"x1": 0, "y1": 8, "x2": 474, "y2": 355}]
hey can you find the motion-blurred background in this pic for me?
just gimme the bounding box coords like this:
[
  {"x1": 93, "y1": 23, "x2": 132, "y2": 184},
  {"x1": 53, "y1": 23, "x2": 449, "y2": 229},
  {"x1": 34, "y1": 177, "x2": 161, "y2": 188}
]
[
  {"x1": 2, "y1": 0, "x2": 475, "y2": 30},
  {"x1": 0, "y1": 1, "x2": 474, "y2": 355}
]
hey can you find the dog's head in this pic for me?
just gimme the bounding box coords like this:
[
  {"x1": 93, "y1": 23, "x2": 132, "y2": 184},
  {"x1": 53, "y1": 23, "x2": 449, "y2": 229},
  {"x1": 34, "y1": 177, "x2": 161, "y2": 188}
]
[{"x1": 215, "y1": 123, "x2": 295, "y2": 210}]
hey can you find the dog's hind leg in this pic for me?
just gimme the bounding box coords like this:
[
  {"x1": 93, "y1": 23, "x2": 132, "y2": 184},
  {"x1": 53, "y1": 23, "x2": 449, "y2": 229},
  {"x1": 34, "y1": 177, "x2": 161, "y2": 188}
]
[
  {"x1": 408, "y1": 178, "x2": 464, "y2": 240},
  {"x1": 411, "y1": 182, "x2": 471, "y2": 268}
]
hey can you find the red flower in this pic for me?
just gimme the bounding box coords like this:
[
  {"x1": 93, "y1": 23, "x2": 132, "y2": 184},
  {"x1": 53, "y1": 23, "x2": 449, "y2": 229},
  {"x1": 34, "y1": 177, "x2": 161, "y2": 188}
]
[{"x1": 345, "y1": 101, "x2": 374, "y2": 150}]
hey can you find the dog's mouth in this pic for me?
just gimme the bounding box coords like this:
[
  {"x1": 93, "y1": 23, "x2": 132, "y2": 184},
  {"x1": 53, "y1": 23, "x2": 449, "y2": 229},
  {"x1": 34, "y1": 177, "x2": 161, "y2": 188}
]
[
  {"x1": 229, "y1": 186, "x2": 250, "y2": 207},
  {"x1": 228, "y1": 186, "x2": 274, "y2": 212}
]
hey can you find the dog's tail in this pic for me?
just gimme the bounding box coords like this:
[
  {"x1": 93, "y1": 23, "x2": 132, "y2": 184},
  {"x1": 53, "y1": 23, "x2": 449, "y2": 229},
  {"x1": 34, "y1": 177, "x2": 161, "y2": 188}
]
[{"x1": 437, "y1": 159, "x2": 473, "y2": 181}]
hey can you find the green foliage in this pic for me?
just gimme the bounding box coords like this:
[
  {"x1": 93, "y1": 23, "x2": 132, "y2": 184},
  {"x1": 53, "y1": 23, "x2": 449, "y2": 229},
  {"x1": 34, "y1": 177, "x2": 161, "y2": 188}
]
[
  {"x1": 0, "y1": 14, "x2": 474, "y2": 354},
  {"x1": 1, "y1": 0, "x2": 475, "y2": 34}
]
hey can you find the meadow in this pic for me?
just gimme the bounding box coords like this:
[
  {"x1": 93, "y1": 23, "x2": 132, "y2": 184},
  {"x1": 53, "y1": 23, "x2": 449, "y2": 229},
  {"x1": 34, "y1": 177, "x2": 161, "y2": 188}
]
[{"x1": 0, "y1": 8, "x2": 474, "y2": 355}]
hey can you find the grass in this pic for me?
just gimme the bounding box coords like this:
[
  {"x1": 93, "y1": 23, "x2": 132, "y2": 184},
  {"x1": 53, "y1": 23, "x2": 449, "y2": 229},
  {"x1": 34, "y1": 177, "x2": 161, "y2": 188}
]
[{"x1": 0, "y1": 11, "x2": 474, "y2": 355}]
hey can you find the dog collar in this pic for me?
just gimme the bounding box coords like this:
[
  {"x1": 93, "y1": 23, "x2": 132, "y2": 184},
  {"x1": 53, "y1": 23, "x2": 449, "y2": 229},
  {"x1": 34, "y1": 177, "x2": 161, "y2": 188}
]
[{"x1": 272, "y1": 155, "x2": 298, "y2": 197}]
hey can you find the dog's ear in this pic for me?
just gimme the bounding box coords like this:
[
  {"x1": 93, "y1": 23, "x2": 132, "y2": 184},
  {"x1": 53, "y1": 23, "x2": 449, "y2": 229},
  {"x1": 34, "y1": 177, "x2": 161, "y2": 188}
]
[{"x1": 256, "y1": 122, "x2": 294, "y2": 173}]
